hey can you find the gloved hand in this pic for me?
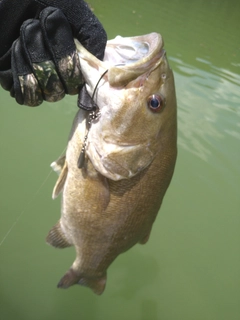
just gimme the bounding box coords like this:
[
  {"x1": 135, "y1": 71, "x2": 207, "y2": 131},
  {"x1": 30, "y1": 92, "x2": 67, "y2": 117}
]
[{"x1": 0, "y1": 0, "x2": 107, "y2": 107}]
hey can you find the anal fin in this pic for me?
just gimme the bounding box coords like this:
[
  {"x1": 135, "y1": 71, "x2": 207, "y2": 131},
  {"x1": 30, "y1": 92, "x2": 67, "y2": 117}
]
[
  {"x1": 138, "y1": 231, "x2": 151, "y2": 244},
  {"x1": 46, "y1": 221, "x2": 72, "y2": 248},
  {"x1": 52, "y1": 160, "x2": 68, "y2": 199}
]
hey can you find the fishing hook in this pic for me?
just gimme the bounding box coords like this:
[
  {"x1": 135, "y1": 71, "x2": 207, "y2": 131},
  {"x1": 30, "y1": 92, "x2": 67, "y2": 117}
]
[{"x1": 77, "y1": 69, "x2": 108, "y2": 169}]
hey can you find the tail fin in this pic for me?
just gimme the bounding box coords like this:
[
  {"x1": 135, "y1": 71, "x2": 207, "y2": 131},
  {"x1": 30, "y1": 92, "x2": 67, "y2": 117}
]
[{"x1": 57, "y1": 268, "x2": 107, "y2": 295}]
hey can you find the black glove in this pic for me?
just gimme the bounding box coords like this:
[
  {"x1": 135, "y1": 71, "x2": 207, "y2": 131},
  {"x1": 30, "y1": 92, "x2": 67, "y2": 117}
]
[{"x1": 0, "y1": 0, "x2": 107, "y2": 106}]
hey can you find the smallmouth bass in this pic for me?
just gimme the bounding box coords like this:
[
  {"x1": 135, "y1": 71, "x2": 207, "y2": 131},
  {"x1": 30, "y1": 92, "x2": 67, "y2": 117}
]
[{"x1": 47, "y1": 33, "x2": 177, "y2": 295}]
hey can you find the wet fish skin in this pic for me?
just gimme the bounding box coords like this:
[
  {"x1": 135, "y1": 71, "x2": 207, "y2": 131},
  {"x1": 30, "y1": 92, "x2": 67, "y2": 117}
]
[{"x1": 47, "y1": 33, "x2": 177, "y2": 295}]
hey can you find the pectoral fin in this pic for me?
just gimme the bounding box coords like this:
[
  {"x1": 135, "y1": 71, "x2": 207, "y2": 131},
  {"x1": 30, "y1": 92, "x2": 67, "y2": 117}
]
[
  {"x1": 46, "y1": 220, "x2": 72, "y2": 248},
  {"x1": 52, "y1": 160, "x2": 68, "y2": 199},
  {"x1": 50, "y1": 155, "x2": 66, "y2": 175}
]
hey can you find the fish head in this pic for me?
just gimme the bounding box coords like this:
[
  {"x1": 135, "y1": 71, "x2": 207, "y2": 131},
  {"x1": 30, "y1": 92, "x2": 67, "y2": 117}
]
[{"x1": 75, "y1": 33, "x2": 177, "y2": 180}]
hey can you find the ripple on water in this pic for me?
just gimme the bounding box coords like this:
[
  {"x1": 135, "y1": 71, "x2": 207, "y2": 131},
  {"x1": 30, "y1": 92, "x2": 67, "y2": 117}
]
[{"x1": 169, "y1": 56, "x2": 240, "y2": 183}]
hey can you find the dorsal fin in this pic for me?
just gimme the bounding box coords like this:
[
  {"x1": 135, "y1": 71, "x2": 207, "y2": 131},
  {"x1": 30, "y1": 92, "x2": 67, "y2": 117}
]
[
  {"x1": 46, "y1": 220, "x2": 72, "y2": 248},
  {"x1": 52, "y1": 161, "x2": 68, "y2": 199}
]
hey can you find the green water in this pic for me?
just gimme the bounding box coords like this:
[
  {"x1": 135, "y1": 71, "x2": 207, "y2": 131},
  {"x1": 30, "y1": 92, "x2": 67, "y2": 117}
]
[{"x1": 0, "y1": 0, "x2": 239, "y2": 319}]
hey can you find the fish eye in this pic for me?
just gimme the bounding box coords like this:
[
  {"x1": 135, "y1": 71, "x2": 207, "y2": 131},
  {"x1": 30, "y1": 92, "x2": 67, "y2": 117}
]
[{"x1": 147, "y1": 94, "x2": 165, "y2": 112}]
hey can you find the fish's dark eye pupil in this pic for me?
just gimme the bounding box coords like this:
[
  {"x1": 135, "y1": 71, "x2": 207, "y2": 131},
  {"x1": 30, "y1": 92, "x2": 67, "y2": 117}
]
[
  {"x1": 147, "y1": 94, "x2": 165, "y2": 112},
  {"x1": 151, "y1": 98, "x2": 160, "y2": 109}
]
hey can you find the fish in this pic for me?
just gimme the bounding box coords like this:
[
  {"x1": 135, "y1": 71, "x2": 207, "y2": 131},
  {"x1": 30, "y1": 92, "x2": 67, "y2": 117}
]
[{"x1": 47, "y1": 32, "x2": 177, "y2": 295}]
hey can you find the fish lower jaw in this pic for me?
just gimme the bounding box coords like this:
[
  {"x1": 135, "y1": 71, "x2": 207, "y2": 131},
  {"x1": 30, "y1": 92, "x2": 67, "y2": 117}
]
[{"x1": 86, "y1": 146, "x2": 132, "y2": 181}]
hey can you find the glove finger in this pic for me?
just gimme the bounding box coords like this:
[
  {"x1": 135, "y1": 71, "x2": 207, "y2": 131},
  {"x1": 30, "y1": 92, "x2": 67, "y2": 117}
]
[
  {"x1": 20, "y1": 18, "x2": 65, "y2": 103},
  {"x1": 34, "y1": 0, "x2": 107, "y2": 60},
  {"x1": 40, "y1": 7, "x2": 83, "y2": 95},
  {"x1": 0, "y1": 69, "x2": 13, "y2": 92},
  {"x1": 11, "y1": 38, "x2": 43, "y2": 106}
]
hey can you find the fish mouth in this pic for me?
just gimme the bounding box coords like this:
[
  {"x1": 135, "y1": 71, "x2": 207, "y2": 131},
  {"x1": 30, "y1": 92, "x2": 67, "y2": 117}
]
[
  {"x1": 75, "y1": 32, "x2": 164, "y2": 88},
  {"x1": 104, "y1": 33, "x2": 165, "y2": 87},
  {"x1": 104, "y1": 32, "x2": 164, "y2": 66}
]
